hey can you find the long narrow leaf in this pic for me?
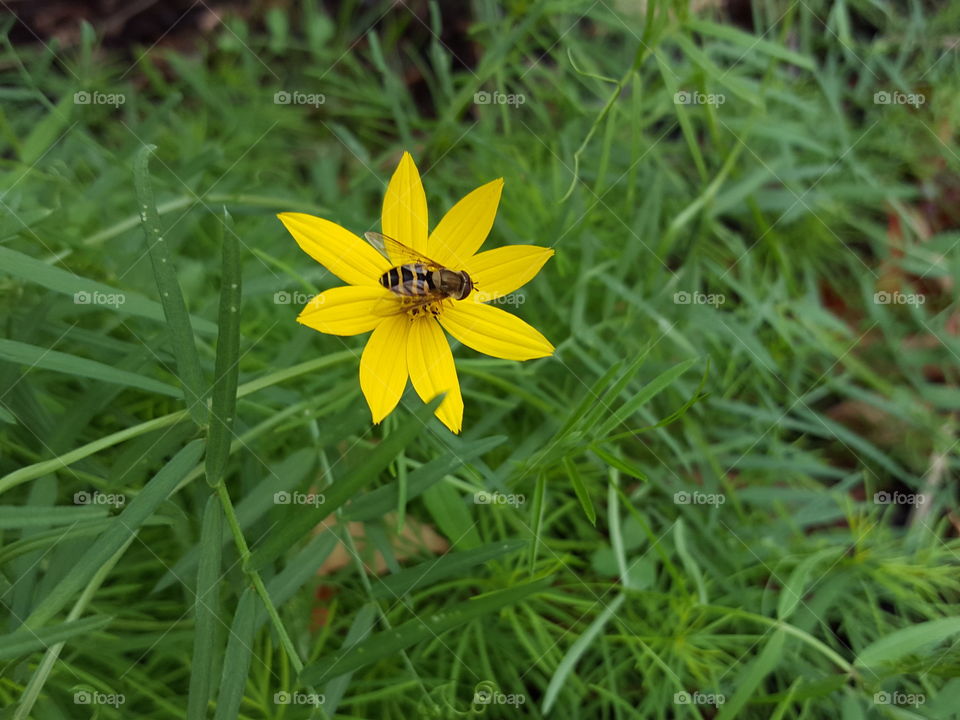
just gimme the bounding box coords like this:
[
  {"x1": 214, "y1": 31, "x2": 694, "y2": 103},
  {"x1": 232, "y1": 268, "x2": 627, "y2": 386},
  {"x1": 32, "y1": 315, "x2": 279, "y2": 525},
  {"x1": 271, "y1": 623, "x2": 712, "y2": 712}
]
[
  {"x1": 0, "y1": 245, "x2": 217, "y2": 334},
  {"x1": 25, "y1": 439, "x2": 204, "y2": 627},
  {"x1": 212, "y1": 589, "x2": 257, "y2": 720},
  {"x1": 300, "y1": 578, "x2": 552, "y2": 684},
  {"x1": 0, "y1": 615, "x2": 113, "y2": 661},
  {"x1": 134, "y1": 144, "x2": 207, "y2": 425},
  {"x1": 187, "y1": 495, "x2": 223, "y2": 720},
  {"x1": 371, "y1": 539, "x2": 526, "y2": 599},
  {"x1": 0, "y1": 339, "x2": 180, "y2": 397},
  {"x1": 205, "y1": 210, "x2": 241, "y2": 487},
  {"x1": 249, "y1": 398, "x2": 440, "y2": 570},
  {"x1": 542, "y1": 594, "x2": 625, "y2": 713}
]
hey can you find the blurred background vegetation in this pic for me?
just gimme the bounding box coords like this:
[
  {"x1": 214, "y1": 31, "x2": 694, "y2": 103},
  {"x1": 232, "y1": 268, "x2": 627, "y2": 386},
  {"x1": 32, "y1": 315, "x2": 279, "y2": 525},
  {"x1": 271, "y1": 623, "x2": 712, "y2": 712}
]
[{"x1": 1, "y1": 0, "x2": 959, "y2": 718}]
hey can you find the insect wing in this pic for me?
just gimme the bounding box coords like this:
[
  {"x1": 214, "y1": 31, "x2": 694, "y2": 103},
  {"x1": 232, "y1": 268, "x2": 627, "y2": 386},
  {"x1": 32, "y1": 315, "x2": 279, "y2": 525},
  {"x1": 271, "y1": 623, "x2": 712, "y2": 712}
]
[{"x1": 364, "y1": 231, "x2": 442, "y2": 269}]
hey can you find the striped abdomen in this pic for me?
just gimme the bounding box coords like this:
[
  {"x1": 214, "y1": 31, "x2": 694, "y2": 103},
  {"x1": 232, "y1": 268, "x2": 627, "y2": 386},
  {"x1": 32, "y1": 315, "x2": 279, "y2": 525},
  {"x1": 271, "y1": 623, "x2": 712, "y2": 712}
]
[
  {"x1": 379, "y1": 263, "x2": 474, "y2": 301},
  {"x1": 380, "y1": 263, "x2": 436, "y2": 297}
]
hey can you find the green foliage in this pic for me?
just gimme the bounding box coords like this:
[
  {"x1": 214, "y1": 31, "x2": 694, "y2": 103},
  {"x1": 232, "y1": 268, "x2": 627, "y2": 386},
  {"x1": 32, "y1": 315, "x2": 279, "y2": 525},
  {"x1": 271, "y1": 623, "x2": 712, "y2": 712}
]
[{"x1": 1, "y1": 0, "x2": 959, "y2": 718}]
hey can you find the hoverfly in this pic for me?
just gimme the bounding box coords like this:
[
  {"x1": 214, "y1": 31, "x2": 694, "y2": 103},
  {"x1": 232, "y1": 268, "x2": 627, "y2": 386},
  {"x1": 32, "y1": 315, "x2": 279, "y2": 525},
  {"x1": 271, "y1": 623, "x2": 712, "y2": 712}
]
[{"x1": 364, "y1": 231, "x2": 474, "y2": 314}]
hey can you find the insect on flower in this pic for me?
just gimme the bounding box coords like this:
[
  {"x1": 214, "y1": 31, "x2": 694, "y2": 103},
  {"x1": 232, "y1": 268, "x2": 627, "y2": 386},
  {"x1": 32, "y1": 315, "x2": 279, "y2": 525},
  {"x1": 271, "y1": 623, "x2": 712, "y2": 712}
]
[{"x1": 278, "y1": 151, "x2": 554, "y2": 433}]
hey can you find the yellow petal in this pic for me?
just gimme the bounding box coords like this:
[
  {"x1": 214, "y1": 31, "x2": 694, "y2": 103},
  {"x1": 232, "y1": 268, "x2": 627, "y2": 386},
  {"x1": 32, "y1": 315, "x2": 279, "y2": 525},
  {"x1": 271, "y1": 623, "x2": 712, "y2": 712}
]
[
  {"x1": 382, "y1": 151, "x2": 429, "y2": 257},
  {"x1": 407, "y1": 318, "x2": 463, "y2": 433},
  {"x1": 428, "y1": 178, "x2": 503, "y2": 268},
  {"x1": 360, "y1": 314, "x2": 411, "y2": 424},
  {"x1": 279, "y1": 213, "x2": 389, "y2": 286},
  {"x1": 463, "y1": 245, "x2": 554, "y2": 303},
  {"x1": 439, "y1": 302, "x2": 554, "y2": 361},
  {"x1": 297, "y1": 285, "x2": 396, "y2": 336}
]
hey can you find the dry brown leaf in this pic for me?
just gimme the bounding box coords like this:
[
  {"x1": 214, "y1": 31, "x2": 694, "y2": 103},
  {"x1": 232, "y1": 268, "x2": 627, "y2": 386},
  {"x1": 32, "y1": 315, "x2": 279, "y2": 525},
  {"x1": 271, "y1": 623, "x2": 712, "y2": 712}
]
[{"x1": 314, "y1": 513, "x2": 449, "y2": 577}]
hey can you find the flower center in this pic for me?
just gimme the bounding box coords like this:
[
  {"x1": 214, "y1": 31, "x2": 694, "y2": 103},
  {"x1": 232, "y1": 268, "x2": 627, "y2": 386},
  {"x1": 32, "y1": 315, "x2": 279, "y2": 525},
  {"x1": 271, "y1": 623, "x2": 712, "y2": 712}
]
[{"x1": 401, "y1": 297, "x2": 449, "y2": 319}]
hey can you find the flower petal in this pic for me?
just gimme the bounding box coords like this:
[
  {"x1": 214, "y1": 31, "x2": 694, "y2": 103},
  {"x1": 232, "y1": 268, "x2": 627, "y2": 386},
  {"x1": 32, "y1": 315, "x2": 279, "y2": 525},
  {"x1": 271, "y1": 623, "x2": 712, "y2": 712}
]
[
  {"x1": 297, "y1": 285, "x2": 396, "y2": 336},
  {"x1": 428, "y1": 178, "x2": 503, "y2": 268},
  {"x1": 407, "y1": 318, "x2": 463, "y2": 433},
  {"x1": 279, "y1": 212, "x2": 389, "y2": 286},
  {"x1": 360, "y1": 314, "x2": 411, "y2": 424},
  {"x1": 439, "y1": 302, "x2": 554, "y2": 361},
  {"x1": 463, "y1": 245, "x2": 554, "y2": 302},
  {"x1": 382, "y1": 151, "x2": 429, "y2": 257}
]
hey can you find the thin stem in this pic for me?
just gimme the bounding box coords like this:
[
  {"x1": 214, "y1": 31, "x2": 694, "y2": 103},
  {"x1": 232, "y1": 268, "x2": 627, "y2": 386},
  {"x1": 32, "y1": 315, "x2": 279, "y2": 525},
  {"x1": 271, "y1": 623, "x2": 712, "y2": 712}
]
[
  {"x1": 214, "y1": 483, "x2": 330, "y2": 720},
  {"x1": 339, "y1": 523, "x2": 433, "y2": 705}
]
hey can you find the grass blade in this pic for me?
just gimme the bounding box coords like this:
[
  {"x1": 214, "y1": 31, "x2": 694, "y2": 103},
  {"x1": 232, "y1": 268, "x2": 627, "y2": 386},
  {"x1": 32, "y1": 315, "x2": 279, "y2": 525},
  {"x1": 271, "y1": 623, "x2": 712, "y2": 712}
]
[
  {"x1": 187, "y1": 495, "x2": 223, "y2": 720},
  {"x1": 542, "y1": 594, "x2": 625, "y2": 713},
  {"x1": 14, "y1": 535, "x2": 137, "y2": 720},
  {"x1": 25, "y1": 439, "x2": 204, "y2": 628},
  {"x1": 593, "y1": 357, "x2": 699, "y2": 439},
  {"x1": 564, "y1": 457, "x2": 596, "y2": 525},
  {"x1": 527, "y1": 472, "x2": 547, "y2": 572},
  {"x1": 300, "y1": 578, "x2": 552, "y2": 684},
  {"x1": 0, "y1": 505, "x2": 108, "y2": 529},
  {"x1": 205, "y1": 209, "x2": 241, "y2": 487},
  {"x1": 0, "y1": 339, "x2": 180, "y2": 397},
  {"x1": 422, "y1": 479, "x2": 482, "y2": 550},
  {"x1": 133, "y1": 144, "x2": 207, "y2": 425},
  {"x1": 343, "y1": 436, "x2": 505, "y2": 521},
  {"x1": 322, "y1": 603, "x2": 378, "y2": 716},
  {"x1": 855, "y1": 618, "x2": 960, "y2": 671},
  {"x1": 212, "y1": 588, "x2": 257, "y2": 720},
  {"x1": 248, "y1": 398, "x2": 441, "y2": 571},
  {"x1": 716, "y1": 630, "x2": 787, "y2": 720},
  {"x1": 0, "y1": 245, "x2": 218, "y2": 334},
  {"x1": 156, "y1": 448, "x2": 317, "y2": 592},
  {"x1": 371, "y1": 539, "x2": 526, "y2": 599},
  {"x1": 0, "y1": 615, "x2": 113, "y2": 661}
]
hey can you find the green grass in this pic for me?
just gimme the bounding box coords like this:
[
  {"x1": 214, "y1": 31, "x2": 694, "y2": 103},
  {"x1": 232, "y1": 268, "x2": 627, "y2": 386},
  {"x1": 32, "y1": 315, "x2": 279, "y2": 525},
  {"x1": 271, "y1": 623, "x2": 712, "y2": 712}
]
[{"x1": 2, "y1": 0, "x2": 960, "y2": 717}]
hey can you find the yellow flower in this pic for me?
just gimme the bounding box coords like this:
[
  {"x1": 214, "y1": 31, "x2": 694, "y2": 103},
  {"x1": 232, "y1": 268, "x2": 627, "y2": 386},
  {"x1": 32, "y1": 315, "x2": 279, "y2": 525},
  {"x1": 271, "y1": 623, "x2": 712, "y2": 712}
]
[{"x1": 278, "y1": 152, "x2": 554, "y2": 433}]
